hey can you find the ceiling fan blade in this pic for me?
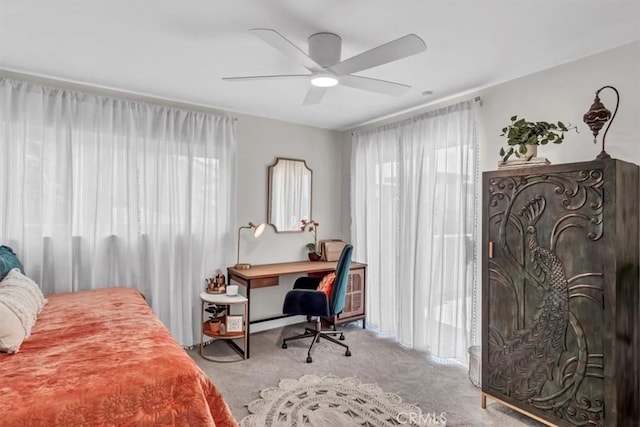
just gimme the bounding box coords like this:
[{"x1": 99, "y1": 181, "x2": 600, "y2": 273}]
[
  {"x1": 302, "y1": 86, "x2": 326, "y2": 106},
  {"x1": 330, "y1": 34, "x2": 426, "y2": 76},
  {"x1": 222, "y1": 74, "x2": 311, "y2": 81},
  {"x1": 250, "y1": 28, "x2": 322, "y2": 72},
  {"x1": 339, "y1": 75, "x2": 410, "y2": 96}
]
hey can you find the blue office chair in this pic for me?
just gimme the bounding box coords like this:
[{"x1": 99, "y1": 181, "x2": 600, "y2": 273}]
[{"x1": 281, "y1": 244, "x2": 353, "y2": 363}]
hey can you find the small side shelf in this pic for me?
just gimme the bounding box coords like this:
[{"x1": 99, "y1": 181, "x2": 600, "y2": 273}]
[
  {"x1": 199, "y1": 292, "x2": 248, "y2": 362},
  {"x1": 202, "y1": 322, "x2": 244, "y2": 339}
]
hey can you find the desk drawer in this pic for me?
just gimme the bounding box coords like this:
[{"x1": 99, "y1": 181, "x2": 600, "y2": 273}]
[{"x1": 251, "y1": 276, "x2": 279, "y2": 288}]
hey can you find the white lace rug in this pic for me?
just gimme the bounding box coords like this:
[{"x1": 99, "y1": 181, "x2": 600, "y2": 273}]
[{"x1": 240, "y1": 374, "x2": 444, "y2": 427}]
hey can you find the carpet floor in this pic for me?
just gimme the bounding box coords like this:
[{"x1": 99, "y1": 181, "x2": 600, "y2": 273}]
[{"x1": 188, "y1": 323, "x2": 541, "y2": 426}]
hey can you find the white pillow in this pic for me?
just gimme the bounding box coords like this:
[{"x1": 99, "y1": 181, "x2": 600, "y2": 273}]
[
  {"x1": 0, "y1": 268, "x2": 46, "y2": 312},
  {"x1": 0, "y1": 268, "x2": 47, "y2": 353},
  {"x1": 0, "y1": 302, "x2": 26, "y2": 353}
]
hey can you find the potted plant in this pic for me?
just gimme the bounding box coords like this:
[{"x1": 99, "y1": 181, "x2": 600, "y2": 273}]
[
  {"x1": 301, "y1": 219, "x2": 321, "y2": 261},
  {"x1": 499, "y1": 116, "x2": 577, "y2": 163},
  {"x1": 209, "y1": 318, "x2": 221, "y2": 334}
]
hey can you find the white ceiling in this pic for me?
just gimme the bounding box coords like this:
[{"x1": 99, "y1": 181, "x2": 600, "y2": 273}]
[{"x1": 1, "y1": 1, "x2": 639, "y2": 130}]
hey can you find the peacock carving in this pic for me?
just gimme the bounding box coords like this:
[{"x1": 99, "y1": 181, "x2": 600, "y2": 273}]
[{"x1": 489, "y1": 196, "x2": 570, "y2": 401}]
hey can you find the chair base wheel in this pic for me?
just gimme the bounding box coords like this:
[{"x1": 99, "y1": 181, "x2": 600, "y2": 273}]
[
  {"x1": 306, "y1": 356, "x2": 313, "y2": 363},
  {"x1": 282, "y1": 343, "x2": 288, "y2": 349},
  {"x1": 345, "y1": 350, "x2": 351, "y2": 357},
  {"x1": 339, "y1": 334, "x2": 345, "y2": 340}
]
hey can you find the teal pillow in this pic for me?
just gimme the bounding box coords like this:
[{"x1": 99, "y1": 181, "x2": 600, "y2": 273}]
[{"x1": 0, "y1": 246, "x2": 24, "y2": 281}]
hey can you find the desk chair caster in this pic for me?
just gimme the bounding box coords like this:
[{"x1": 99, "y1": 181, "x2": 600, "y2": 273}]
[{"x1": 304, "y1": 348, "x2": 351, "y2": 364}]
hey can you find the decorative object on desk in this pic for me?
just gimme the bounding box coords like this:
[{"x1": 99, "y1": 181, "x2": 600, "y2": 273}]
[
  {"x1": 307, "y1": 251, "x2": 321, "y2": 262},
  {"x1": 226, "y1": 285, "x2": 239, "y2": 296},
  {"x1": 320, "y1": 239, "x2": 347, "y2": 262},
  {"x1": 300, "y1": 218, "x2": 321, "y2": 261},
  {"x1": 498, "y1": 115, "x2": 577, "y2": 165},
  {"x1": 240, "y1": 375, "x2": 430, "y2": 427},
  {"x1": 235, "y1": 221, "x2": 266, "y2": 269},
  {"x1": 583, "y1": 85, "x2": 619, "y2": 160},
  {"x1": 226, "y1": 315, "x2": 243, "y2": 333}
]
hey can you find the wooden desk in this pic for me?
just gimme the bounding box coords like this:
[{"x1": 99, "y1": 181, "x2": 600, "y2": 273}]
[{"x1": 227, "y1": 260, "x2": 367, "y2": 358}]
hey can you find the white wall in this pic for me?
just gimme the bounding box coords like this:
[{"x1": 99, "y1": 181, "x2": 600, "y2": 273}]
[
  {"x1": 477, "y1": 41, "x2": 640, "y2": 171},
  {"x1": 348, "y1": 41, "x2": 640, "y2": 169},
  {"x1": 234, "y1": 113, "x2": 349, "y2": 324}
]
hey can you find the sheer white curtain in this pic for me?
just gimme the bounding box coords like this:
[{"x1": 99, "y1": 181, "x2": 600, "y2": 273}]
[
  {"x1": 0, "y1": 78, "x2": 236, "y2": 346},
  {"x1": 351, "y1": 101, "x2": 477, "y2": 363}
]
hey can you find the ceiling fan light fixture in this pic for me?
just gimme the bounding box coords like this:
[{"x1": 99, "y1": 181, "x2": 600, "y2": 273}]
[
  {"x1": 228, "y1": 29, "x2": 428, "y2": 105},
  {"x1": 310, "y1": 74, "x2": 339, "y2": 88}
]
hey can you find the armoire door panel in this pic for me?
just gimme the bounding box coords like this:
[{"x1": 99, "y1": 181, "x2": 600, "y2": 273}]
[{"x1": 484, "y1": 166, "x2": 609, "y2": 426}]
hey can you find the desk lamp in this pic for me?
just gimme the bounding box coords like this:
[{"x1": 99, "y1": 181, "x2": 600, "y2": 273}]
[{"x1": 235, "y1": 222, "x2": 266, "y2": 269}]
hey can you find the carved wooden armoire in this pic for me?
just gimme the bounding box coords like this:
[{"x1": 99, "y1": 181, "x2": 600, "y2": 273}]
[{"x1": 482, "y1": 159, "x2": 639, "y2": 426}]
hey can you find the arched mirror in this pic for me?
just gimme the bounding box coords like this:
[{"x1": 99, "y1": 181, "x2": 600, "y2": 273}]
[{"x1": 268, "y1": 158, "x2": 312, "y2": 232}]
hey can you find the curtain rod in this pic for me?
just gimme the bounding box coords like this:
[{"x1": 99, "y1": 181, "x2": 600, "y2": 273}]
[
  {"x1": 0, "y1": 67, "x2": 237, "y2": 121},
  {"x1": 350, "y1": 97, "x2": 480, "y2": 136}
]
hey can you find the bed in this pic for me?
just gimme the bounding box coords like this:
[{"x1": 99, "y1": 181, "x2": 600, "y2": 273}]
[{"x1": 0, "y1": 287, "x2": 237, "y2": 426}]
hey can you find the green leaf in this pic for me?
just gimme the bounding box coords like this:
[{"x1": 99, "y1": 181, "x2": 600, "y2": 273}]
[
  {"x1": 504, "y1": 147, "x2": 514, "y2": 161},
  {"x1": 499, "y1": 147, "x2": 505, "y2": 156},
  {"x1": 541, "y1": 138, "x2": 549, "y2": 145},
  {"x1": 519, "y1": 144, "x2": 528, "y2": 154},
  {"x1": 510, "y1": 115, "x2": 517, "y2": 122}
]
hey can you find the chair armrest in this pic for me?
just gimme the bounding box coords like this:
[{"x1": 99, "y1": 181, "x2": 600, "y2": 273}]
[
  {"x1": 282, "y1": 289, "x2": 330, "y2": 317},
  {"x1": 293, "y1": 276, "x2": 322, "y2": 290}
]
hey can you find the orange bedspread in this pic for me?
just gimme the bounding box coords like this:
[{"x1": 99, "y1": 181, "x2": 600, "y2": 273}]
[{"x1": 0, "y1": 287, "x2": 237, "y2": 427}]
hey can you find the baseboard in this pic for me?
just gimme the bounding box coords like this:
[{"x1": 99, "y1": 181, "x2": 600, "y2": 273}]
[{"x1": 250, "y1": 315, "x2": 307, "y2": 333}]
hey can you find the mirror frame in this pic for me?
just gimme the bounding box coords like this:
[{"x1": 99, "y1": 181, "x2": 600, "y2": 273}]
[{"x1": 267, "y1": 157, "x2": 313, "y2": 233}]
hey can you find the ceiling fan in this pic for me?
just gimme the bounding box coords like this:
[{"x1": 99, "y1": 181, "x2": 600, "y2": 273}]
[{"x1": 223, "y1": 29, "x2": 427, "y2": 105}]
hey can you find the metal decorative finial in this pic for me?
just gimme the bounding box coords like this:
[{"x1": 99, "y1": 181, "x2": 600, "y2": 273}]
[{"x1": 583, "y1": 85, "x2": 619, "y2": 160}]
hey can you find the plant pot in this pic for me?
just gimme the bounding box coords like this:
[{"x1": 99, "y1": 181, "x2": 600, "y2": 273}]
[
  {"x1": 521, "y1": 144, "x2": 537, "y2": 160},
  {"x1": 308, "y1": 252, "x2": 321, "y2": 262},
  {"x1": 209, "y1": 319, "x2": 221, "y2": 333}
]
